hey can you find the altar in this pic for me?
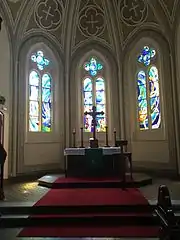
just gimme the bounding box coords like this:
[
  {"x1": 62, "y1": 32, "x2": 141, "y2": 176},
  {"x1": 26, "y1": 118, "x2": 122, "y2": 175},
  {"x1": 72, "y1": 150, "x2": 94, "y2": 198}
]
[
  {"x1": 65, "y1": 105, "x2": 130, "y2": 179},
  {"x1": 64, "y1": 147, "x2": 126, "y2": 178}
]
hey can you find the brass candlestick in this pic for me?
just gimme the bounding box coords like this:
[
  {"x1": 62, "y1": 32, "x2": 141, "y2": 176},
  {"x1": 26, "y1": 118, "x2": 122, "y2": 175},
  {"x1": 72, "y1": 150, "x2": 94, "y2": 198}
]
[
  {"x1": 114, "y1": 128, "x2": 117, "y2": 146},
  {"x1": 105, "y1": 126, "x2": 109, "y2": 147},
  {"x1": 73, "y1": 128, "x2": 76, "y2": 148},
  {"x1": 80, "y1": 127, "x2": 84, "y2": 148}
]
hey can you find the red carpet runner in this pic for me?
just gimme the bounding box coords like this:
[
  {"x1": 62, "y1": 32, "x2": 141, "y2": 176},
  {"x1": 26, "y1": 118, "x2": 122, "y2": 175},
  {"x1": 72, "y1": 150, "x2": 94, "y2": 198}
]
[{"x1": 19, "y1": 188, "x2": 158, "y2": 237}]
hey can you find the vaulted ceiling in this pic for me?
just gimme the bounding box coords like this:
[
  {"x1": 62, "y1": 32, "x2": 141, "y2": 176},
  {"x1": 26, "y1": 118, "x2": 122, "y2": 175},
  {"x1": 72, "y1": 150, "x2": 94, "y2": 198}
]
[{"x1": 0, "y1": 0, "x2": 180, "y2": 53}]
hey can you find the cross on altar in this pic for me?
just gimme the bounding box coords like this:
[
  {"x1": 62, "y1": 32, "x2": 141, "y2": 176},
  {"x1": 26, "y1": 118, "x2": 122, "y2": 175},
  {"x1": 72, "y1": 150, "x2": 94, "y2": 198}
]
[{"x1": 84, "y1": 106, "x2": 104, "y2": 140}]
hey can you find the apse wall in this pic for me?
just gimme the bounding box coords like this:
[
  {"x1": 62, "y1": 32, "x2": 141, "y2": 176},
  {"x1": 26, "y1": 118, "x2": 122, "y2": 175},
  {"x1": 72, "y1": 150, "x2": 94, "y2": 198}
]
[{"x1": 0, "y1": 22, "x2": 10, "y2": 178}]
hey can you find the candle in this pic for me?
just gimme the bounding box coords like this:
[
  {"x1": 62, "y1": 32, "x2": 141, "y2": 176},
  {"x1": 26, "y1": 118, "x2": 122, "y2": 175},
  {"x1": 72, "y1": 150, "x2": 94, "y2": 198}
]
[
  {"x1": 73, "y1": 128, "x2": 76, "y2": 148},
  {"x1": 105, "y1": 126, "x2": 109, "y2": 147},
  {"x1": 114, "y1": 128, "x2": 116, "y2": 146},
  {"x1": 80, "y1": 127, "x2": 84, "y2": 148}
]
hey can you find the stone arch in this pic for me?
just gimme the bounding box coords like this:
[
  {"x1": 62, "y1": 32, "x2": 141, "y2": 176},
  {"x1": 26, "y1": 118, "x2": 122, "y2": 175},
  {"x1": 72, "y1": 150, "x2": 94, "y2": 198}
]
[
  {"x1": 15, "y1": 36, "x2": 64, "y2": 174},
  {"x1": 69, "y1": 42, "x2": 119, "y2": 146},
  {"x1": 123, "y1": 30, "x2": 177, "y2": 171}
]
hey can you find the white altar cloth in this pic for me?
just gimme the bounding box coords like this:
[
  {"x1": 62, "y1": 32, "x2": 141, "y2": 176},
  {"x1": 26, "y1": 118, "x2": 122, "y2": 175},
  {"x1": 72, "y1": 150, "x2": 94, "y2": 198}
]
[{"x1": 64, "y1": 147, "x2": 121, "y2": 156}]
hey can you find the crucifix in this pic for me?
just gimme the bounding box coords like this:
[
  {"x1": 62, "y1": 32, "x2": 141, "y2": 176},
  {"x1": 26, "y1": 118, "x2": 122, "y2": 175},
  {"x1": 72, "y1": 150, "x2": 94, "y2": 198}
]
[{"x1": 84, "y1": 106, "x2": 104, "y2": 147}]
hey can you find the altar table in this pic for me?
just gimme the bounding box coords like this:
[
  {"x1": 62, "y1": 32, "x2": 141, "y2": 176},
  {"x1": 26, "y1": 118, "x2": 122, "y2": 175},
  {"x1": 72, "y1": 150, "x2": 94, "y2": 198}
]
[{"x1": 64, "y1": 147, "x2": 126, "y2": 178}]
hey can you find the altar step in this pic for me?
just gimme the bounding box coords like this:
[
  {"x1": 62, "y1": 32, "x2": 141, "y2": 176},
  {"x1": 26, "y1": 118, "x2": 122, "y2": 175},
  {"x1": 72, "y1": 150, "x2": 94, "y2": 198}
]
[{"x1": 38, "y1": 173, "x2": 152, "y2": 189}]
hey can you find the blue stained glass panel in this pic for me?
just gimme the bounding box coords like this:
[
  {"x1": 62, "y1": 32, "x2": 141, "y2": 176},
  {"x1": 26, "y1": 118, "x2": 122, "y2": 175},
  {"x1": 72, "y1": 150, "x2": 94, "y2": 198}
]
[
  {"x1": 84, "y1": 78, "x2": 92, "y2": 91},
  {"x1": 96, "y1": 104, "x2": 105, "y2": 113},
  {"x1": 31, "y1": 51, "x2": 50, "y2": 71},
  {"x1": 149, "y1": 66, "x2": 159, "y2": 98},
  {"x1": 96, "y1": 91, "x2": 105, "y2": 105},
  {"x1": 96, "y1": 78, "x2": 105, "y2": 91},
  {"x1": 29, "y1": 86, "x2": 39, "y2": 101},
  {"x1": 84, "y1": 92, "x2": 93, "y2": 105},
  {"x1": 42, "y1": 102, "x2": 51, "y2": 132},
  {"x1": 138, "y1": 85, "x2": 146, "y2": 100},
  {"x1": 42, "y1": 74, "x2": 51, "y2": 88},
  {"x1": 149, "y1": 81, "x2": 159, "y2": 98},
  {"x1": 150, "y1": 97, "x2": 161, "y2": 129},
  {"x1": 42, "y1": 88, "x2": 51, "y2": 102},
  {"x1": 137, "y1": 71, "x2": 146, "y2": 85},
  {"x1": 138, "y1": 46, "x2": 156, "y2": 66},
  {"x1": 138, "y1": 99, "x2": 148, "y2": 114},
  {"x1": 29, "y1": 101, "x2": 39, "y2": 117},
  {"x1": 29, "y1": 117, "x2": 39, "y2": 132},
  {"x1": 148, "y1": 66, "x2": 161, "y2": 129},
  {"x1": 149, "y1": 66, "x2": 158, "y2": 82},
  {"x1": 84, "y1": 57, "x2": 103, "y2": 76},
  {"x1": 29, "y1": 71, "x2": 39, "y2": 86},
  {"x1": 150, "y1": 97, "x2": 160, "y2": 112},
  {"x1": 151, "y1": 111, "x2": 161, "y2": 129}
]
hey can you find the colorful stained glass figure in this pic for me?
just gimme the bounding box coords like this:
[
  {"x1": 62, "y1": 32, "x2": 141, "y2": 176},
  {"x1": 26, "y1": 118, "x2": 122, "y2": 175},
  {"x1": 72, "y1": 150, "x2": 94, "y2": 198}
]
[
  {"x1": 137, "y1": 70, "x2": 146, "y2": 85},
  {"x1": 31, "y1": 51, "x2": 50, "y2": 71},
  {"x1": 148, "y1": 66, "x2": 161, "y2": 129},
  {"x1": 29, "y1": 52, "x2": 52, "y2": 132},
  {"x1": 84, "y1": 57, "x2": 103, "y2": 76},
  {"x1": 136, "y1": 45, "x2": 161, "y2": 131},
  {"x1": 138, "y1": 46, "x2": 156, "y2": 66},
  {"x1": 95, "y1": 78, "x2": 106, "y2": 132},
  {"x1": 83, "y1": 58, "x2": 106, "y2": 132},
  {"x1": 137, "y1": 71, "x2": 148, "y2": 130}
]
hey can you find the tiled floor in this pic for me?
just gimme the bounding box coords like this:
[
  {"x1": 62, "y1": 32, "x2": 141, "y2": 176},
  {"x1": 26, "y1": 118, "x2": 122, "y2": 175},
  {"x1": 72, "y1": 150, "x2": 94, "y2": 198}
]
[{"x1": 0, "y1": 175, "x2": 180, "y2": 239}]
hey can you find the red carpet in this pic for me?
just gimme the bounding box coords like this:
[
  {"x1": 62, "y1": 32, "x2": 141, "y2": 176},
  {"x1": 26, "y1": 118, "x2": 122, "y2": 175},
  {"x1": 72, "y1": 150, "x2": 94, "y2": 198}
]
[{"x1": 19, "y1": 188, "x2": 158, "y2": 237}]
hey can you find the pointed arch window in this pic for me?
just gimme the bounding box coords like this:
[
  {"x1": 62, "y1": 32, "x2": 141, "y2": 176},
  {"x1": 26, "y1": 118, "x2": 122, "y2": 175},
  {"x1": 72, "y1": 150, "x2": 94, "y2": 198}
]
[
  {"x1": 137, "y1": 46, "x2": 161, "y2": 130},
  {"x1": 28, "y1": 50, "x2": 52, "y2": 132},
  {"x1": 82, "y1": 57, "x2": 106, "y2": 132}
]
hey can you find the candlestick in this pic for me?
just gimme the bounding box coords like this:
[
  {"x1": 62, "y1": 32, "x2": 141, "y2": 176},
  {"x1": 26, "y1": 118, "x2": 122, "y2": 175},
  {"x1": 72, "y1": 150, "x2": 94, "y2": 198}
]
[
  {"x1": 104, "y1": 126, "x2": 109, "y2": 147},
  {"x1": 114, "y1": 128, "x2": 117, "y2": 146},
  {"x1": 80, "y1": 127, "x2": 84, "y2": 148},
  {"x1": 73, "y1": 128, "x2": 76, "y2": 148}
]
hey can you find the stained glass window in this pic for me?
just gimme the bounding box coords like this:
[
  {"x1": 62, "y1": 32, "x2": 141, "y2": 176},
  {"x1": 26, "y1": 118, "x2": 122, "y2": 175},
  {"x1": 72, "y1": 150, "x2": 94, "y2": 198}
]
[
  {"x1": 28, "y1": 50, "x2": 52, "y2": 132},
  {"x1": 83, "y1": 57, "x2": 106, "y2": 132},
  {"x1": 137, "y1": 46, "x2": 161, "y2": 130}
]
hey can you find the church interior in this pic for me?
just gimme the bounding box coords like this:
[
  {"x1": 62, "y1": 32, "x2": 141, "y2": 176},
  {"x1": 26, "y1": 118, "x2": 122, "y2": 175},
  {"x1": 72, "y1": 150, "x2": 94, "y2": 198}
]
[{"x1": 1, "y1": 0, "x2": 180, "y2": 239}]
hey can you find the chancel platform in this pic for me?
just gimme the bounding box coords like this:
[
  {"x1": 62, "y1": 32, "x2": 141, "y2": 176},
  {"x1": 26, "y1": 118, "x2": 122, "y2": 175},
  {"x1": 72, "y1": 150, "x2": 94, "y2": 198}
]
[
  {"x1": 64, "y1": 147, "x2": 127, "y2": 178},
  {"x1": 38, "y1": 173, "x2": 152, "y2": 189}
]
